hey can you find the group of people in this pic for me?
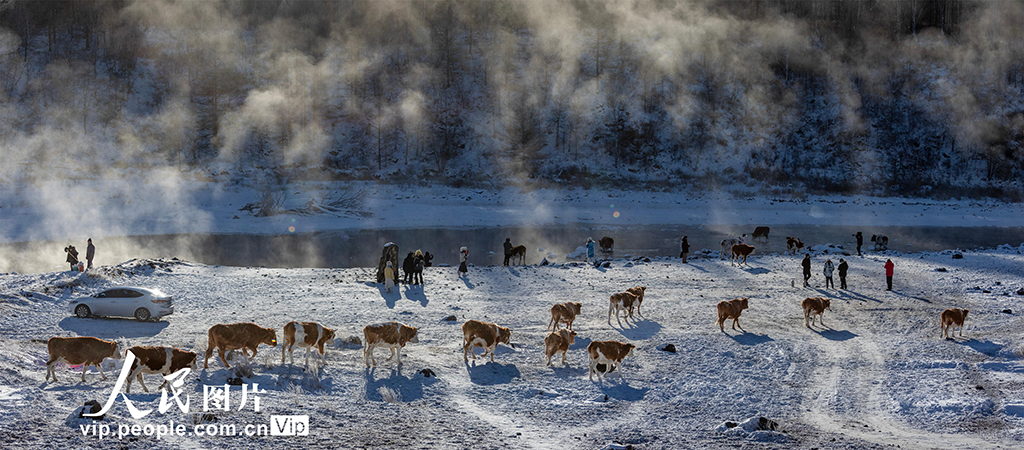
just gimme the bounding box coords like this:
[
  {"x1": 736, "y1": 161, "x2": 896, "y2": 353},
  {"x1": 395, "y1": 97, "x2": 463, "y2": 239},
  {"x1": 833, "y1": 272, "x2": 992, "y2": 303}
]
[
  {"x1": 803, "y1": 254, "x2": 851, "y2": 289},
  {"x1": 63, "y1": 238, "x2": 95, "y2": 272}
]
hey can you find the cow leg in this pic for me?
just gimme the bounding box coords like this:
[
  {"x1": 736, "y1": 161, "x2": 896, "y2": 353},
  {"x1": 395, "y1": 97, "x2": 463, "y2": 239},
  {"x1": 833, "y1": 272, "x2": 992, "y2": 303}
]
[
  {"x1": 548, "y1": 316, "x2": 555, "y2": 331},
  {"x1": 218, "y1": 347, "x2": 230, "y2": 369},
  {"x1": 136, "y1": 371, "x2": 150, "y2": 393},
  {"x1": 561, "y1": 351, "x2": 568, "y2": 366},
  {"x1": 607, "y1": 302, "x2": 614, "y2": 324},
  {"x1": 281, "y1": 344, "x2": 286, "y2": 364},
  {"x1": 395, "y1": 346, "x2": 403, "y2": 365},
  {"x1": 318, "y1": 344, "x2": 327, "y2": 366},
  {"x1": 45, "y1": 357, "x2": 58, "y2": 382},
  {"x1": 80, "y1": 364, "x2": 89, "y2": 382}
]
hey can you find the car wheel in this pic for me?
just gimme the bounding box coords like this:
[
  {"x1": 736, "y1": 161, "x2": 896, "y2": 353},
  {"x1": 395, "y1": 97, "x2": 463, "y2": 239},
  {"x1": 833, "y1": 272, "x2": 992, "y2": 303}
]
[
  {"x1": 134, "y1": 308, "x2": 151, "y2": 322},
  {"x1": 75, "y1": 304, "x2": 91, "y2": 318}
]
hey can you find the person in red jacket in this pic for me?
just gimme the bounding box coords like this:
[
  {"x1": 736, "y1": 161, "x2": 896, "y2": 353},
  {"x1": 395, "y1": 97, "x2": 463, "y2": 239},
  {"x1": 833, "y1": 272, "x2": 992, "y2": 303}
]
[{"x1": 884, "y1": 259, "x2": 894, "y2": 291}]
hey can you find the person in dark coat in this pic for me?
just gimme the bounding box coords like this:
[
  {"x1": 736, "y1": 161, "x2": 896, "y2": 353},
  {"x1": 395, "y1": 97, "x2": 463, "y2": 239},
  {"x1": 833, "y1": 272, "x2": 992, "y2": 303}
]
[
  {"x1": 854, "y1": 232, "x2": 864, "y2": 256},
  {"x1": 458, "y1": 247, "x2": 469, "y2": 278},
  {"x1": 838, "y1": 258, "x2": 849, "y2": 289},
  {"x1": 65, "y1": 245, "x2": 79, "y2": 271},
  {"x1": 801, "y1": 254, "x2": 812, "y2": 287},
  {"x1": 884, "y1": 259, "x2": 895, "y2": 291},
  {"x1": 413, "y1": 250, "x2": 425, "y2": 285},
  {"x1": 680, "y1": 236, "x2": 690, "y2": 263},
  {"x1": 503, "y1": 238, "x2": 513, "y2": 266},
  {"x1": 86, "y1": 238, "x2": 95, "y2": 270},
  {"x1": 402, "y1": 252, "x2": 415, "y2": 284}
]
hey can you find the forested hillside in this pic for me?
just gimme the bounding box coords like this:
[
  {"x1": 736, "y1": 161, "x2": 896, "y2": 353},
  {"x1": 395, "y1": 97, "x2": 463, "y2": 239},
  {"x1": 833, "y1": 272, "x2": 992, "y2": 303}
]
[{"x1": 1, "y1": 0, "x2": 1022, "y2": 198}]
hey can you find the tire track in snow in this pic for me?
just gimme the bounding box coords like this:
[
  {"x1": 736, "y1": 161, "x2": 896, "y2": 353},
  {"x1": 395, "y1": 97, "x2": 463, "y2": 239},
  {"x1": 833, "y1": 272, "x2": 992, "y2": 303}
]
[{"x1": 802, "y1": 336, "x2": 1012, "y2": 449}]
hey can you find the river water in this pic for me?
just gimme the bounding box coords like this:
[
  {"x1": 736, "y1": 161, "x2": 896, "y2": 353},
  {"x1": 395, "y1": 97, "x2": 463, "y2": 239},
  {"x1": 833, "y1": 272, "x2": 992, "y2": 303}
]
[{"x1": 2, "y1": 225, "x2": 1024, "y2": 275}]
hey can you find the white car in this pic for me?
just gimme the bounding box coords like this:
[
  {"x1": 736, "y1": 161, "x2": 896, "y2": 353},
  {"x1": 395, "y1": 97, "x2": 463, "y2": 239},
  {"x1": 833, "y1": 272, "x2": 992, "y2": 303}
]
[{"x1": 69, "y1": 287, "x2": 174, "y2": 322}]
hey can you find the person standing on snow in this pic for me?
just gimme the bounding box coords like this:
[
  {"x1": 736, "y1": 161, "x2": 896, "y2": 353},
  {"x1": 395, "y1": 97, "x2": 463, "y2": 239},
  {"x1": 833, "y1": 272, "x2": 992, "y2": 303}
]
[
  {"x1": 586, "y1": 237, "x2": 596, "y2": 263},
  {"x1": 458, "y1": 247, "x2": 469, "y2": 278},
  {"x1": 854, "y1": 232, "x2": 864, "y2": 256},
  {"x1": 801, "y1": 254, "x2": 812, "y2": 287},
  {"x1": 823, "y1": 259, "x2": 835, "y2": 289},
  {"x1": 402, "y1": 251, "x2": 415, "y2": 284},
  {"x1": 65, "y1": 245, "x2": 79, "y2": 271},
  {"x1": 384, "y1": 261, "x2": 396, "y2": 292},
  {"x1": 413, "y1": 250, "x2": 425, "y2": 285},
  {"x1": 503, "y1": 238, "x2": 513, "y2": 266},
  {"x1": 884, "y1": 259, "x2": 895, "y2": 291},
  {"x1": 838, "y1": 258, "x2": 849, "y2": 289},
  {"x1": 86, "y1": 238, "x2": 95, "y2": 270},
  {"x1": 680, "y1": 236, "x2": 690, "y2": 263}
]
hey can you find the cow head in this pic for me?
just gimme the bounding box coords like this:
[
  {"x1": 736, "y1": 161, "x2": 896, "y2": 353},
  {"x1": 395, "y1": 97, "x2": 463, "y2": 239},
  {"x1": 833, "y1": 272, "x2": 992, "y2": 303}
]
[
  {"x1": 569, "y1": 302, "x2": 582, "y2": 315},
  {"x1": 961, "y1": 309, "x2": 969, "y2": 322},
  {"x1": 737, "y1": 298, "x2": 749, "y2": 311},
  {"x1": 562, "y1": 329, "x2": 577, "y2": 345},
  {"x1": 321, "y1": 327, "x2": 337, "y2": 345},
  {"x1": 183, "y1": 351, "x2": 199, "y2": 370},
  {"x1": 624, "y1": 343, "x2": 636, "y2": 358},
  {"x1": 822, "y1": 298, "x2": 831, "y2": 311},
  {"x1": 497, "y1": 326, "x2": 512, "y2": 345},
  {"x1": 111, "y1": 341, "x2": 124, "y2": 360},
  {"x1": 263, "y1": 328, "x2": 278, "y2": 347},
  {"x1": 399, "y1": 324, "x2": 419, "y2": 345}
]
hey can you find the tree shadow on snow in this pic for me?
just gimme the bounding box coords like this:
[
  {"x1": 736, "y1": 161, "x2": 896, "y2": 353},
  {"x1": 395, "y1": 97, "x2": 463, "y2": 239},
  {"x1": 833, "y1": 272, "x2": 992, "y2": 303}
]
[
  {"x1": 59, "y1": 316, "x2": 169, "y2": 338},
  {"x1": 614, "y1": 319, "x2": 662, "y2": 341},
  {"x1": 465, "y1": 360, "x2": 520, "y2": 385},
  {"x1": 726, "y1": 332, "x2": 774, "y2": 346},
  {"x1": 362, "y1": 366, "x2": 434, "y2": 402},
  {"x1": 402, "y1": 284, "x2": 429, "y2": 307}
]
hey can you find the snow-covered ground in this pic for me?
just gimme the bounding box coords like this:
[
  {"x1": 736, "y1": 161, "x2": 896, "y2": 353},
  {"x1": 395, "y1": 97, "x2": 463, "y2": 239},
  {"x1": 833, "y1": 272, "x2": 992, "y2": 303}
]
[{"x1": 2, "y1": 182, "x2": 1024, "y2": 448}]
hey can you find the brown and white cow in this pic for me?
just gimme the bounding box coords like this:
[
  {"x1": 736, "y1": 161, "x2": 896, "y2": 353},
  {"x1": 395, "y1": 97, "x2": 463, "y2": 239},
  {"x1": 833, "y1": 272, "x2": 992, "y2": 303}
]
[
  {"x1": 627, "y1": 286, "x2": 647, "y2": 316},
  {"x1": 941, "y1": 308, "x2": 969, "y2": 339},
  {"x1": 204, "y1": 322, "x2": 278, "y2": 369},
  {"x1": 786, "y1": 237, "x2": 805, "y2": 255},
  {"x1": 362, "y1": 322, "x2": 419, "y2": 367},
  {"x1": 45, "y1": 336, "x2": 122, "y2": 383},
  {"x1": 125, "y1": 346, "x2": 198, "y2": 393},
  {"x1": 716, "y1": 298, "x2": 749, "y2": 332},
  {"x1": 282, "y1": 321, "x2": 336, "y2": 367},
  {"x1": 544, "y1": 328, "x2": 577, "y2": 366},
  {"x1": 462, "y1": 320, "x2": 512, "y2": 362},
  {"x1": 802, "y1": 297, "x2": 831, "y2": 328},
  {"x1": 731, "y1": 244, "x2": 755, "y2": 265},
  {"x1": 607, "y1": 292, "x2": 637, "y2": 324},
  {"x1": 548, "y1": 302, "x2": 582, "y2": 331},
  {"x1": 510, "y1": 245, "x2": 527, "y2": 265},
  {"x1": 587, "y1": 340, "x2": 635, "y2": 381}
]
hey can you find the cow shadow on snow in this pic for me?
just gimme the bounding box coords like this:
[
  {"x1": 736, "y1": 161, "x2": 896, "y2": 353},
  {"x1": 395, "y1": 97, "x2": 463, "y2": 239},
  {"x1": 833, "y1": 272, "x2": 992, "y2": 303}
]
[
  {"x1": 742, "y1": 266, "x2": 771, "y2": 275},
  {"x1": 59, "y1": 316, "x2": 169, "y2": 338},
  {"x1": 600, "y1": 382, "x2": 649, "y2": 401},
  {"x1": 613, "y1": 318, "x2": 662, "y2": 341},
  {"x1": 958, "y1": 339, "x2": 1005, "y2": 356},
  {"x1": 362, "y1": 366, "x2": 434, "y2": 402},
  {"x1": 465, "y1": 359, "x2": 521, "y2": 385},
  {"x1": 726, "y1": 332, "x2": 774, "y2": 346},
  {"x1": 809, "y1": 327, "x2": 857, "y2": 341}
]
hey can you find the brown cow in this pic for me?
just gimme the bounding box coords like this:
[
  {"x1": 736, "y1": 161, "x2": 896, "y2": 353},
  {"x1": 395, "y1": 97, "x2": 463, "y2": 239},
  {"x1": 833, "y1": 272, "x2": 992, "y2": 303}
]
[
  {"x1": 940, "y1": 308, "x2": 969, "y2": 339},
  {"x1": 587, "y1": 340, "x2": 635, "y2": 381},
  {"x1": 282, "y1": 321, "x2": 336, "y2": 367},
  {"x1": 548, "y1": 302, "x2": 582, "y2": 331},
  {"x1": 362, "y1": 322, "x2": 419, "y2": 367},
  {"x1": 786, "y1": 237, "x2": 805, "y2": 255},
  {"x1": 802, "y1": 297, "x2": 831, "y2": 328},
  {"x1": 125, "y1": 346, "x2": 198, "y2": 393},
  {"x1": 599, "y1": 236, "x2": 614, "y2": 253},
  {"x1": 607, "y1": 292, "x2": 637, "y2": 324},
  {"x1": 510, "y1": 245, "x2": 527, "y2": 265},
  {"x1": 731, "y1": 244, "x2": 755, "y2": 265},
  {"x1": 627, "y1": 286, "x2": 647, "y2": 316},
  {"x1": 462, "y1": 320, "x2": 512, "y2": 362},
  {"x1": 752, "y1": 226, "x2": 770, "y2": 242},
  {"x1": 716, "y1": 298, "x2": 749, "y2": 331},
  {"x1": 544, "y1": 329, "x2": 577, "y2": 366},
  {"x1": 204, "y1": 322, "x2": 278, "y2": 369},
  {"x1": 45, "y1": 336, "x2": 122, "y2": 383}
]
